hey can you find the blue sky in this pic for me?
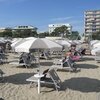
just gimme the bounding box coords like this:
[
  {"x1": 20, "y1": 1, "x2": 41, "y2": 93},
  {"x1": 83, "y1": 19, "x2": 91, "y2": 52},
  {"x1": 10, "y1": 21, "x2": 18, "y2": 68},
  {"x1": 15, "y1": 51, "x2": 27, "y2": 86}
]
[{"x1": 0, "y1": 0, "x2": 100, "y2": 34}]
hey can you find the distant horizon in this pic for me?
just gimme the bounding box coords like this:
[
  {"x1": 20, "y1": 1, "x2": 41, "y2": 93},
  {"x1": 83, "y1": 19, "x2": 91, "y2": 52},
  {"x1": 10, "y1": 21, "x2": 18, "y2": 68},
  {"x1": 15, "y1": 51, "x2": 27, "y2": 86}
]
[{"x1": 0, "y1": 0, "x2": 100, "y2": 34}]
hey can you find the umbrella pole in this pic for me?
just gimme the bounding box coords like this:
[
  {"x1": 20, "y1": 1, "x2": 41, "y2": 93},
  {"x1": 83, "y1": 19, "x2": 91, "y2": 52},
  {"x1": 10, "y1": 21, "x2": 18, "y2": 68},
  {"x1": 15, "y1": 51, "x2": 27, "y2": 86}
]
[{"x1": 38, "y1": 49, "x2": 40, "y2": 74}]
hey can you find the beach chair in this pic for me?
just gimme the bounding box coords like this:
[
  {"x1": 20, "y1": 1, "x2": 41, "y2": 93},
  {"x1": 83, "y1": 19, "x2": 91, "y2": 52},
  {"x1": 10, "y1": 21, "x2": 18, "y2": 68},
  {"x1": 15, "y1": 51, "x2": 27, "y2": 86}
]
[
  {"x1": 9, "y1": 60, "x2": 31, "y2": 68},
  {"x1": 0, "y1": 53, "x2": 8, "y2": 64},
  {"x1": 40, "y1": 51, "x2": 51, "y2": 60},
  {"x1": 9, "y1": 54, "x2": 31, "y2": 68},
  {"x1": 52, "y1": 57, "x2": 77, "y2": 72},
  {"x1": 30, "y1": 54, "x2": 37, "y2": 63},
  {"x1": 26, "y1": 68, "x2": 61, "y2": 91},
  {"x1": 0, "y1": 69, "x2": 4, "y2": 81}
]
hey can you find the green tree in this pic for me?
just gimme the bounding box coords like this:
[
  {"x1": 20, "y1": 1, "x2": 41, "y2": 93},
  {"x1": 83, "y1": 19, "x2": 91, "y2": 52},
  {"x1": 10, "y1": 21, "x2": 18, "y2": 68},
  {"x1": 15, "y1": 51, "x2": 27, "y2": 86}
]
[
  {"x1": 68, "y1": 31, "x2": 81, "y2": 40},
  {"x1": 39, "y1": 32, "x2": 49, "y2": 38},
  {"x1": 0, "y1": 27, "x2": 12, "y2": 37},
  {"x1": 12, "y1": 27, "x2": 38, "y2": 38},
  {"x1": 50, "y1": 25, "x2": 69, "y2": 37},
  {"x1": 92, "y1": 31, "x2": 100, "y2": 40}
]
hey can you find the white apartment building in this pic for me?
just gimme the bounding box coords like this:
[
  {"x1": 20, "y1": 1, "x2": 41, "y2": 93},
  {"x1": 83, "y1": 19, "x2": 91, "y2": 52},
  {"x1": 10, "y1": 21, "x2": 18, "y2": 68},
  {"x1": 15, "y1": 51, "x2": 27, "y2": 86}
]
[
  {"x1": 48, "y1": 23, "x2": 72, "y2": 33},
  {"x1": 84, "y1": 10, "x2": 100, "y2": 34}
]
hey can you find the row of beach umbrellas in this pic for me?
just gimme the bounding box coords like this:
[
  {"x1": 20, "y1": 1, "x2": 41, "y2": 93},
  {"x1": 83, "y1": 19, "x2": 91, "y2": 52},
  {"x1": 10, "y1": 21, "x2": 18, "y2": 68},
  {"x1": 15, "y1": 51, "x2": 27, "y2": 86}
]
[
  {"x1": 11, "y1": 37, "x2": 84, "y2": 53},
  {"x1": 11, "y1": 37, "x2": 62, "y2": 53}
]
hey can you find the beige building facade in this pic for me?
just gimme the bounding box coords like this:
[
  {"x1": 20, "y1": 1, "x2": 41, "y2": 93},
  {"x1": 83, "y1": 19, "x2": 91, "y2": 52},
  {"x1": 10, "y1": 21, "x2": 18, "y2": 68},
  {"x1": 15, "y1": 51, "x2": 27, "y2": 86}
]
[{"x1": 84, "y1": 10, "x2": 100, "y2": 34}]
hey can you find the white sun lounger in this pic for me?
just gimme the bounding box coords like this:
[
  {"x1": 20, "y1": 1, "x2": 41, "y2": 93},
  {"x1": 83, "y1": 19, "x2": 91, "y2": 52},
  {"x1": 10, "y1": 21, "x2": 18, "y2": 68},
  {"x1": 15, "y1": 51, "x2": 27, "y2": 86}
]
[{"x1": 26, "y1": 68, "x2": 61, "y2": 92}]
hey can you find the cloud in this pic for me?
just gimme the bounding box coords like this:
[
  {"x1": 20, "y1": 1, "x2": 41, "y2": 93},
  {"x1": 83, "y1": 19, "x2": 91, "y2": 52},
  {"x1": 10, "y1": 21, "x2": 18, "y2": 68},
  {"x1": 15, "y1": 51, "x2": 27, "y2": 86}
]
[{"x1": 51, "y1": 17, "x2": 73, "y2": 21}]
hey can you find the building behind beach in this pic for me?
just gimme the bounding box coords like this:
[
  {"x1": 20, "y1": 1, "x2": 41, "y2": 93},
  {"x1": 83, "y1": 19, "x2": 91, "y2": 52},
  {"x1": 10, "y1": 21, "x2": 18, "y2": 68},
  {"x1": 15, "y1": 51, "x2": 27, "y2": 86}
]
[
  {"x1": 84, "y1": 10, "x2": 100, "y2": 34},
  {"x1": 13, "y1": 25, "x2": 36, "y2": 30},
  {"x1": 48, "y1": 23, "x2": 72, "y2": 34}
]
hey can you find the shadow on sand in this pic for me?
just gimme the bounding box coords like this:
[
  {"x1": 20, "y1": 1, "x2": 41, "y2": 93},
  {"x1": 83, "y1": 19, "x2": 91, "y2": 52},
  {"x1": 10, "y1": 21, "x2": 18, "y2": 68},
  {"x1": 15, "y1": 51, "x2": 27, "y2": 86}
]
[
  {"x1": 3, "y1": 73, "x2": 35, "y2": 84},
  {"x1": 15, "y1": 63, "x2": 38, "y2": 69},
  {"x1": 40, "y1": 61, "x2": 53, "y2": 66},
  {"x1": 82, "y1": 56, "x2": 94, "y2": 61},
  {"x1": 77, "y1": 63, "x2": 99, "y2": 69},
  {"x1": 61, "y1": 77, "x2": 100, "y2": 92}
]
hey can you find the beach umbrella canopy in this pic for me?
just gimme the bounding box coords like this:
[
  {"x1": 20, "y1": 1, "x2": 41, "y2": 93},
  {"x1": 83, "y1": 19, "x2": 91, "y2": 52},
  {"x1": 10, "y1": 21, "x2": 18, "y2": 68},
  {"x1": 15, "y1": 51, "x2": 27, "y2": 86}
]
[
  {"x1": 14, "y1": 38, "x2": 62, "y2": 53},
  {"x1": 55, "y1": 40, "x2": 71, "y2": 47},
  {"x1": 73, "y1": 40, "x2": 82, "y2": 45},
  {"x1": 11, "y1": 38, "x2": 23, "y2": 48},
  {"x1": 11, "y1": 37, "x2": 36, "y2": 50},
  {"x1": 92, "y1": 42, "x2": 100, "y2": 49},
  {"x1": 91, "y1": 47, "x2": 100, "y2": 55},
  {"x1": 90, "y1": 40, "x2": 99, "y2": 46}
]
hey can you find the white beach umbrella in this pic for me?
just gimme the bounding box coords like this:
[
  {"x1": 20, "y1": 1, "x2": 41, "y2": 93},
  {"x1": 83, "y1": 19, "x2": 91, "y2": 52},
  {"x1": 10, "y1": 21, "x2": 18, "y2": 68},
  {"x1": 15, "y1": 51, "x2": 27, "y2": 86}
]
[
  {"x1": 55, "y1": 39, "x2": 71, "y2": 51},
  {"x1": 14, "y1": 38, "x2": 62, "y2": 71},
  {"x1": 25, "y1": 37, "x2": 36, "y2": 40},
  {"x1": 55, "y1": 40, "x2": 71, "y2": 47},
  {"x1": 11, "y1": 38, "x2": 23, "y2": 48},
  {"x1": 92, "y1": 42, "x2": 100, "y2": 49},
  {"x1": 73, "y1": 40, "x2": 81, "y2": 45},
  {"x1": 11, "y1": 37, "x2": 36, "y2": 49},
  {"x1": 91, "y1": 47, "x2": 100, "y2": 55},
  {"x1": 90, "y1": 40, "x2": 99, "y2": 46},
  {"x1": 15, "y1": 38, "x2": 62, "y2": 53}
]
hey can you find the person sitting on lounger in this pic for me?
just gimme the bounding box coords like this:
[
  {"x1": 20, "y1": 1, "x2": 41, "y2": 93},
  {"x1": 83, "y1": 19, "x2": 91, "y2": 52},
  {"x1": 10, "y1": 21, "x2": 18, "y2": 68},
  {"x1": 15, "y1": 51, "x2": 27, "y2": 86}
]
[
  {"x1": 62, "y1": 56, "x2": 77, "y2": 71},
  {"x1": 69, "y1": 51, "x2": 81, "y2": 61},
  {"x1": 19, "y1": 56, "x2": 24, "y2": 63}
]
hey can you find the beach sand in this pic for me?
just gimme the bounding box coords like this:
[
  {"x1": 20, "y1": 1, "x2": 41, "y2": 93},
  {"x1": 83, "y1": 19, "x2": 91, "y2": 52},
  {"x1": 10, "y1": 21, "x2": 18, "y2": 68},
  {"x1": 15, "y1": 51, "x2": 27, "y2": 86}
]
[{"x1": 0, "y1": 53, "x2": 100, "y2": 100}]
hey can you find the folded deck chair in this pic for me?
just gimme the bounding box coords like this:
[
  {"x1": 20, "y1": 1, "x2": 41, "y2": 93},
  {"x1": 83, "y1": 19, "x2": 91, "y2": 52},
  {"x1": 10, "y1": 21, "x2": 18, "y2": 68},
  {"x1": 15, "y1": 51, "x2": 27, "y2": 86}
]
[
  {"x1": 26, "y1": 68, "x2": 61, "y2": 91},
  {"x1": 0, "y1": 69, "x2": 4, "y2": 81}
]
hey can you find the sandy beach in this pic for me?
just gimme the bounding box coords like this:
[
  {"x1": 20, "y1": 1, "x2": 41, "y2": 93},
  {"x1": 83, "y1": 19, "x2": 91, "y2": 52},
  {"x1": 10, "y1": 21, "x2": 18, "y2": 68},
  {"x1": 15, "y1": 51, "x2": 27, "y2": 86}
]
[{"x1": 0, "y1": 53, "x2": 100, "y2": 100}]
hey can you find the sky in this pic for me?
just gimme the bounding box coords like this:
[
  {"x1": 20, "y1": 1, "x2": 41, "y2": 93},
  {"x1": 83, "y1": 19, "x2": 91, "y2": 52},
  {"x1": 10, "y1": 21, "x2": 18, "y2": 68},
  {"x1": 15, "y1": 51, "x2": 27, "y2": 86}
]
[{"x1": 0, "y1": 0, "x2": 100, "y2": 34}]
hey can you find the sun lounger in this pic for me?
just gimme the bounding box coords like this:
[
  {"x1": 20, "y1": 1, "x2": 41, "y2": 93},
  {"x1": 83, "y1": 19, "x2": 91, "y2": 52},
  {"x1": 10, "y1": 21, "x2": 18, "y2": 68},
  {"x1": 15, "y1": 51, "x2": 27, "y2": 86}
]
[
  {"x1": 9, "y1": 60, "x2": 31, "y2": 68},
  {"x1": 9, "y1": 53, "x2": 33, "y2": 68},
  {"x1": 0, "y1": 53, "x2": 8, "y2": 64},
  {"x1": 26, "y1": 68, "x2": 61, "y2": 91},
  {"x1": 51, "y1": 57, "x2": 78, "y2": 72}
]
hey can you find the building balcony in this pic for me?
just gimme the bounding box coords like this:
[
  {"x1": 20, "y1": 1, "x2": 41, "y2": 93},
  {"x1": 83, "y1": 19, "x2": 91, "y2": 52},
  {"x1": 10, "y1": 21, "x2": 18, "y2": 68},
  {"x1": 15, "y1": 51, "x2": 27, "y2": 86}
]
[
  {"x1": 96, "y1": 15, "x2": 100, "y2": 17},
  {"x1": 96, "y1": 23, "x2": 100, "y2": 25},
  {"x1": 85, "y1": 30, "x2": 93, "y2": 33},
  {"x1": 96, "y1": 11, "x2": 100, "y2": 14},
  {"x1": 85, "y1": 23, "x2": 93, "y2": 25},
  {"x1": 96, "y1": 19, "x2": 100, "y2": 21},
  {"x1": 85, "y1": 12, "x2": 95, "y2": 14}
]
